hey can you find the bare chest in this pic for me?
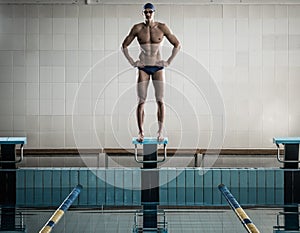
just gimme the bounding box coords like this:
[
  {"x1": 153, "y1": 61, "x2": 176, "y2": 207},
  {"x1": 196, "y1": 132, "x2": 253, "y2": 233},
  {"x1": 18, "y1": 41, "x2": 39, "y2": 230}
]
[{"x1": 137, "y1": 26, "x2": 164, "y2": 44}]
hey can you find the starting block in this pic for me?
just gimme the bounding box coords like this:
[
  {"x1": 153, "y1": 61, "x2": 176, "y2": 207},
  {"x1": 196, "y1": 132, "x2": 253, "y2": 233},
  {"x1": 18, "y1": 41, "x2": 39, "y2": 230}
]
[
  {"x1": 273, "y1": 137, "x2": 300, "y2": 166},
  {"x1": 132, "y1": 137, "x2": 168, "y2": 164}
]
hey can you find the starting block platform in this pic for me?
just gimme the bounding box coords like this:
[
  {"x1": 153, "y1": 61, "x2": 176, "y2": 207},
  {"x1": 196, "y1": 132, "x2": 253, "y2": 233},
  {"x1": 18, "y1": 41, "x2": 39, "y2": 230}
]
[
  {"x1": 0, "y1": 137, "x2": 27, "y2": 145},
  {"x1": 132, "y1": 137, "x2": 168, "y2": 145},
  {"x1": 273, "y1": 137, "x2": 300, "y2": 145}
]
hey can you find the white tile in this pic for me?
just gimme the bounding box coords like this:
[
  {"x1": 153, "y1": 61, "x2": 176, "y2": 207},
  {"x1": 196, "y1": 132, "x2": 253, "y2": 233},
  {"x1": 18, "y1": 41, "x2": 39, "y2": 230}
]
[
  {"x1": 275, "y1": 51, "x2": 288, "y2": 67},
  {"x1": 92, "y1": 4, "x2": 104, "y2": 18},
  {"x1": 262, "y1": 35, "x2": 275, "y2": 51},
  {"x1": 52, "y1": 83, "x2": 65, "y2": 100},
  {"x1": 65, "y1": 5, "x2": 78, "y2": 18},
  {"x1": 105, "y1": 34, "x2": 119, "y2": 51},
  {"x1": 263, "y1": 19, "x2": 275, "y2": 35},
  {"x1": 92, "y1": 35, "x2": 104, "y2": 50},
  {"x1": 0, "y1": 51, "x2": 12, "y2": 66},
  {"x1": 289, "y1": 51, "x2": 300, "y2": 67},
  {"x1": 12, "y1": 18, "x2": 25, "y2": 34},
  {"x1": 26, "y1": 83, "x2": 39, "y2": 100},
  {"x1": 209, "y1": 5, "x2": 222, "y2": 18},
  {"x1": 0, "y1": 35, "x2": 13, "y2": 50},
  {"x1": 236, "y1": 5, "x2": 249, "y2": 19},
  {"x1": 53, "y1": 5, "x2": 65, "y2": 18},
  {"x1": 66, "y1": 83, "x2": 78, "y2": 100},
  {"x1": 0, "y1": 100, "x2": 13, "y2": 116},
  {"x1": 26, "y1": 67, "x2": 39, "y2": 83},
  {"x1": 288, "y1": 5, "x2": 300, "y2": 18},
  {"x1": 78, "y1": 51, "x2": 91, "y2": 67},
  {"x1": 65, "y1": 51, "x2": 78, "y2": 66},
  {"x1": 39, "y1": 18, "x2": 52, "y2": 34},
  {"x1": 40, "y1": 83, "x2": 52, "y2": 100},
  {"x1": 92, "y1": 17, "x2": 104, "y2": 34},
  {"x1": 13, "y1": 83, "x2": 26, "y2": 100},
  {"x1": 105, "y1": 17, "x2": 118, "y2": 34},
  {"x1": 26, "y1": 5, "x2": 38, "y2": 18},
  {"x1": 288, "y1": 19, "x2": 300, "y2": 34},
  {"x1": 79, "y1": 18, "x2": 91, "y2": 34},
  {"x1": 40, "y1": 66, "x2": 52, "y2": 83},
  {"x1": 39, "y1": 51, "x2": 52, "y2": 66},
  {"x1": 39, "y1": 5, "x2": 52, "y2": 18},
  {"x1": 26, "y1": 100, "x2": 39, "y2": 115},
  {"x1": 249, "y1": 51, "x2": 262, "y2": 67},
  {"x1": 262, "y1": 5, "x2": 275, "y2": 18},
  {"x1": 13, "y1": 5, "x2": 25, "y2": 18},
  {"x1": 40, "y1": 116, "x2": 52, "y2": 131},
  {"x1": 13, "y1": 116, "x2": 26, "y2": 131},
  {"x1": 66, "y1": 67, "x2": 78, "y2": 83},
  {"x1": 78, "y1": 34, "x2": 92, "y2": 50},
  {"x1": 52, "y1": 66, "x2": 65, "y2": 83},
  {"x1": 79, "y1": 5, "x2": 91, "y2": 18},
  {"x1": 65, "y1": 18, "x2": 78, "y2": 34},
  {"x1": 275, "y1": 5, "x2": 287, "y2": 18},
  {"x1": 275, "y1": 18, "x2": 288, "y2": 34},
  {"x1": 52, "y1": 51, "x2": 65, "y2": 66},
  {"x1": 236, "y1": 36, "x2": 248, "y2": 51},
  {"x1": 79, "y1": 67, "x2": 91, "y2": 83},
  {"x1": 13, "y1": 34, "x2": 25, "y2": 50},
  {"x1": 40, "y1": 100, "x2": 52, "y2": 115},
  {"x1": 222, "y1": 51, "x2": 235, "y2": 67},
  {"x1": 26, "y1": 115, "x2": 39, "y2": 131},
  {"x1": 223, "y1": 5, "x2": 236, "y2": 18},
  {"x1": 52, "y1": 100, "x2": 65, "y2": 115},
  {"x1": 0, "y1": 116, "x2": 13, "y2": 131},
  {"x1": 236, "y1": 19, "x2": 248, "y2": 36},
  {"x1": 53, "y1": 18, "x2": 65, "y2": 34},
  {"x1": 0, "y1": 66, "x2": 13, "y2": 83},
  {"x1": 0, "y1": 18, "x2": 13, "y2": 33},
  {"x1": 249, "y1": 5, "x2": 262, "y2": 19},
  {"x1": 26, "y1": 34, "x2": 39, "y2": 50},
  {"x1": 53, "y1": 34, "x2": 65, "y2": 50},
  {"x1": 65, "y1": 34, "x2": 78, "y2": 50},
  {"x1": 13, "y1": 51, "x2": 25, "y2": 66},
  {"x1": 26, "y1": 51, "x2": 39, "y2": 66}
]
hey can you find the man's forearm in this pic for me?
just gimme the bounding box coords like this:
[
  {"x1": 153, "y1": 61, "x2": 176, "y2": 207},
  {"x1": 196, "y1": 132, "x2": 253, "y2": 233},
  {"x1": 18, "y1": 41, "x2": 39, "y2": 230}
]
[
  {"x1": 122, "y1": 47, "x2": 135, "y2": 66},
  {"x1": 167, "y1": 46, "x2": 180, "y2": 65}
]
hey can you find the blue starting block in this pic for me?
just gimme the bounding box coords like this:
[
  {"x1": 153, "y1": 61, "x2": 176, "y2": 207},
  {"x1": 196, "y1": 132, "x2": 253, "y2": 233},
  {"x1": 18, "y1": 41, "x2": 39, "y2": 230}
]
[
  {"x1": 273, "y1": 137, "x2": 300, "y2": 166},
  {"x1": 132, "y1": 137, "x2": 168, "y2": 164},
  {"x1": 0, "y1": 137, "x2": 27, "y2": 165}
]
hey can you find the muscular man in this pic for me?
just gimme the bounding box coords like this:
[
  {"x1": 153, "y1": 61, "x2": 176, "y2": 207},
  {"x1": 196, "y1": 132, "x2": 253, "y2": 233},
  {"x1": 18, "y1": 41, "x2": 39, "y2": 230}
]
[{"x1": 122, "y1": 2, "x2": 181, "y2": 142}]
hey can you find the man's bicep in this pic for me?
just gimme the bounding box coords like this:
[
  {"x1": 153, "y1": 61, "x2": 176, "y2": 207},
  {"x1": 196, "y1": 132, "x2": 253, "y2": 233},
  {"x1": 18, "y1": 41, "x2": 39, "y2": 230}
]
[
  {"x1": 162, "y1": 25, "x2": 180, "y2": 48},
  {"x1": 166, "y1": 33, "x2": 180, "y2": 48},
  {"x1": 122, "y1": 27, "x2": 137, "y2": 48}
]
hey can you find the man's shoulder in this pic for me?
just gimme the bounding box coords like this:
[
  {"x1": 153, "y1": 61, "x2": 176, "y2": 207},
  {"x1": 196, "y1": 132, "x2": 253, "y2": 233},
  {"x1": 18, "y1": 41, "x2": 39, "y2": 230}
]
[
  {"x1": 133, "y1": 22, "x2": 144, "y2": 29},
  {"x1": 157, "y1": 22, "x2": 170, "y2": 33}
]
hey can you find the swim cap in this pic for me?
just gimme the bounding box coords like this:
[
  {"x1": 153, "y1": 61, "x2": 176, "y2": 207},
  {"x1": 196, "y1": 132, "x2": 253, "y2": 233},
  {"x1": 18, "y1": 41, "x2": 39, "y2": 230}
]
[{"x1": 143, "y1": 3, "x2": 155, "y2": 11}]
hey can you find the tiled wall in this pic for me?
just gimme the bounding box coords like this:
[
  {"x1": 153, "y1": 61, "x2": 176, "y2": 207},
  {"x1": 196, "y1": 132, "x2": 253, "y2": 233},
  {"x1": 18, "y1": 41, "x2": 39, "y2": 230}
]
[
  {"x1": 0, "y1": 3, "x2": 299, "y2": 149},
  {"x1": 15, "y1": 168, "x2": 284, "y2": 207}
]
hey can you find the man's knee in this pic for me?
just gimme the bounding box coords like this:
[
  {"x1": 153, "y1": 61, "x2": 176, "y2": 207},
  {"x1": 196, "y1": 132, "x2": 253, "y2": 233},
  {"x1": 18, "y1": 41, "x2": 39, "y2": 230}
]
[
  {"x1": 156, "y1": 99, "x2": 164, "y2": 106},
  {"x1": 138, "y1": 97, "x2": 146, "y2": 105}
]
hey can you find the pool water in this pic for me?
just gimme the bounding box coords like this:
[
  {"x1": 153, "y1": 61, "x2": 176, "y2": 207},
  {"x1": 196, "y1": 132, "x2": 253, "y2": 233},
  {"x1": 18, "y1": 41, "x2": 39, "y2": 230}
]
[{"x1": 2, "y1": 207, "x2": 283, "y2": 233}]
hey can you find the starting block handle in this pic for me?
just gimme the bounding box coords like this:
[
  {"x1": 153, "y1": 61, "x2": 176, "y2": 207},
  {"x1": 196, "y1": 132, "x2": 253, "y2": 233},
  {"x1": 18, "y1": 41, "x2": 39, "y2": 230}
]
[{"x1": 134, "y1": 144, "x2": 167, "y2": 164}]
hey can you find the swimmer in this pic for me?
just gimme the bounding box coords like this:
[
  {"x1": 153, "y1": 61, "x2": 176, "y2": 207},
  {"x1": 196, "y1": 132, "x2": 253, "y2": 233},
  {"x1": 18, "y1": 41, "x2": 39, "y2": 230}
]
[{"x1": 122, "y1": 2, "x2": 181, "y2": 142}]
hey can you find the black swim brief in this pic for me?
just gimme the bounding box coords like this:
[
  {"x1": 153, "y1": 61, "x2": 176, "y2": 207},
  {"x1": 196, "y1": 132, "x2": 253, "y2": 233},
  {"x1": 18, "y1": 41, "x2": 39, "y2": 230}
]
[{"x1": 138, "y1": 66, "x2": 164, "y2": 75}]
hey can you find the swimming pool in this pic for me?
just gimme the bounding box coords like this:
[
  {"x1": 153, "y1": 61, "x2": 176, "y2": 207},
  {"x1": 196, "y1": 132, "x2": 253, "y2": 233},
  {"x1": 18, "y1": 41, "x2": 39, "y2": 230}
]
[{"x1": 0, "y1": 168, "x2": 299, "y2": 232}]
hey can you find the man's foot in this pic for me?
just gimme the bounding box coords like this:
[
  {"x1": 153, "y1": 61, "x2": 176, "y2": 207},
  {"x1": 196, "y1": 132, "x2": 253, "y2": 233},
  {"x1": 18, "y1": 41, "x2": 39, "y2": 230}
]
[
  {"x1": 157, "y1": 132, "x2": 164, "y2": 142},
  {"x1": 137, "y1": 132, "x2": 144, "y2": 142}
]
